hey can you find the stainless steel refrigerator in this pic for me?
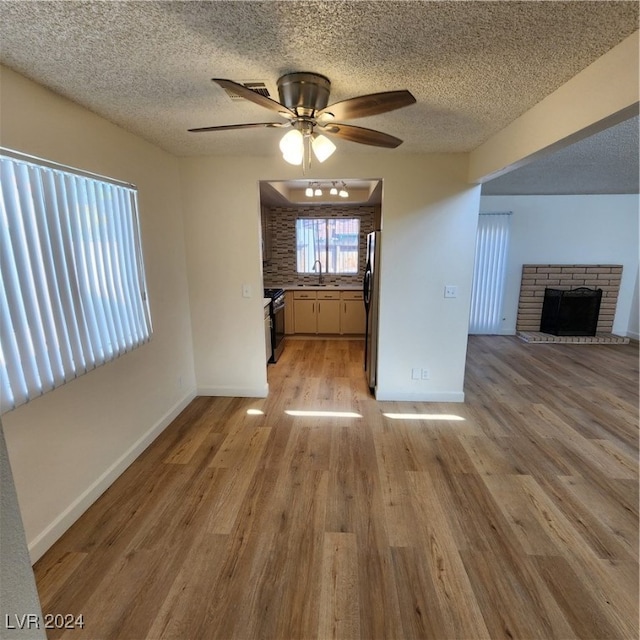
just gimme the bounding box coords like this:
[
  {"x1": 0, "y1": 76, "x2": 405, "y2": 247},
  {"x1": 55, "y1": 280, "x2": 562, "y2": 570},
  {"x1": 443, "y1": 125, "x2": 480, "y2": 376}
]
[{"x1": 363, "y1": 231, "x2": 381, "y2": 393}]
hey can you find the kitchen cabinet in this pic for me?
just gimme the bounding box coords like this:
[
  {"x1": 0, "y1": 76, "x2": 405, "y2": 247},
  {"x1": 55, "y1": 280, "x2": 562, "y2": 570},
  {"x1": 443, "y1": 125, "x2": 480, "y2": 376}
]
[
  {"x1": 340, "y1": 291, "x2": 365, "y2": 334},
  {"x1": 293, "y1": 290, "x2": 340, "y2": 334},
  {"x1": 317, "y1": 292, "x2": 341, "y2": 334},
  {"x1": 293, "y1": 298, "x2": 317, "y2": 333},
  {"x1": 284, "y1": 291, "x2": 295, "y2": 335}
]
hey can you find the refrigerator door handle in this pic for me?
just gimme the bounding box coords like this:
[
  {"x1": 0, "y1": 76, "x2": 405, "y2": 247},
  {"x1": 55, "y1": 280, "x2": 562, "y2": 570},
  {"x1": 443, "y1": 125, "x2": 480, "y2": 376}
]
[{"x1": 363, "y1": 268, "x2": 371, "y2": 309}]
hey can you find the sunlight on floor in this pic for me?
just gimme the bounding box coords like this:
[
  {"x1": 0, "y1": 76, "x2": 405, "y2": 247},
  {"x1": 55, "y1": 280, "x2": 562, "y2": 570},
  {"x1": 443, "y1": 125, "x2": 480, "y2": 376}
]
[
  {"x1": 382, "y1": 413, "x2": 465, "y2": 421},
  {"x1": 285, "y1": 410, "x2": 362, "y2": 418}
]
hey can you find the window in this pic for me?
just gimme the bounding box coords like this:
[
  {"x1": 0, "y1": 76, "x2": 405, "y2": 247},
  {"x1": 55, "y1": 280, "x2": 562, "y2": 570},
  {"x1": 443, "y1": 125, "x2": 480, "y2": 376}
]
[
  {"x1": 469, "y1": 212, "x2": 511, "y2": 334},
  {"x1": 0, "y1": 149, "x2": 152, "y2": 413},
  {"x1": 296, "y1": 218, "x2": 359, "y2": 274}
]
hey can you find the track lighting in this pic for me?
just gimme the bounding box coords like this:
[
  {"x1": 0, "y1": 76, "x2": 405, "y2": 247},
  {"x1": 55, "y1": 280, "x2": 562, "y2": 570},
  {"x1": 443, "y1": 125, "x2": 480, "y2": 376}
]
[{"x1": 304, "y1": 181, "x2": 350, "y2": 199}]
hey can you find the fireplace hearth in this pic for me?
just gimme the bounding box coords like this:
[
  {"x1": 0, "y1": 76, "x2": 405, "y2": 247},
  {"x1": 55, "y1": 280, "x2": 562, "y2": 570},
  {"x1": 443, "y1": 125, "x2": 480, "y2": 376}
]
[{"x1": 540, "y1": 287, "x2": 602, "y2": 336}]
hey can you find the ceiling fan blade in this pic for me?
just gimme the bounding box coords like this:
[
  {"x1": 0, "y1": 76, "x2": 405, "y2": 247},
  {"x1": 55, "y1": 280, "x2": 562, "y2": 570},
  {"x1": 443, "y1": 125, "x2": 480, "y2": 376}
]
[
  {"x1": 188, "y1": 122, "x2": 288, "y2": 133},
  {"x1": 212, "y1": 79, "x2": 295, "y2": 118},
  {"x1": 317, "y1": 90, "x2": 416, "y2": 121},
  {"x1": 321, "y1": 123, "x2": 403, "y2": 148}
]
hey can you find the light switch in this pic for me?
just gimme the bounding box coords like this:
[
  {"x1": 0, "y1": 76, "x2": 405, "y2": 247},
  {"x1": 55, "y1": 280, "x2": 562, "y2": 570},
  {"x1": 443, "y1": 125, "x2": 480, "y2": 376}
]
[{"x1": 242, "y1": 284, "x2": 252, "y2": 298}]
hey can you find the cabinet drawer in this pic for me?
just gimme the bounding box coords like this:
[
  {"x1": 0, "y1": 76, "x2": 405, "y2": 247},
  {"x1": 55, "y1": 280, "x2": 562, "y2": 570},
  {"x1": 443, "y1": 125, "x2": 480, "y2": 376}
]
[
  {"x1": 317, "y1": 291, "x2": 340, "y2": 300},
  {"x1": 341, "y1": 291, "x2": 363, "y2": 301},
  {"x1": 294, "y1": 291, "x2": 316, "y2": 300}
]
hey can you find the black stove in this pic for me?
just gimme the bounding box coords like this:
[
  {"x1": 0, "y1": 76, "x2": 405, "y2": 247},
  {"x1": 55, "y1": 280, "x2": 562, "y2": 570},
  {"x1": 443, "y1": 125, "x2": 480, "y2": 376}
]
[
  {"x1": 263, "y1": 288, "x2": 286, "y2": 363},
  {"x1": 264, "y1": 288, "x2": 285, "y2": 300}
]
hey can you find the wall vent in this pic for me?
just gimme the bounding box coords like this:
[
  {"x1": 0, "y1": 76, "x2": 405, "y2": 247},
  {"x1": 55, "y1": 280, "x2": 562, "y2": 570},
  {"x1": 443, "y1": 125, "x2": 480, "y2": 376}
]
[{"x1": 224, "y1": 80, "x2": 276, "y2": 101}]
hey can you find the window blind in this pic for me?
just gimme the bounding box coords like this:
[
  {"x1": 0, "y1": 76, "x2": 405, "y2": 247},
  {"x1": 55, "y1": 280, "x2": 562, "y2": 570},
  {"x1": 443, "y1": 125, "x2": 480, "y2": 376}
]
[
  {"x1": 295, "y1": 217, "x2": 359, "y2": 274},
  {"x1": 0, "y1": 150, "x2": 152, "y2": 413},
  {"x1": 469, "y1": 212, "x2": 511, "y2": 335}
]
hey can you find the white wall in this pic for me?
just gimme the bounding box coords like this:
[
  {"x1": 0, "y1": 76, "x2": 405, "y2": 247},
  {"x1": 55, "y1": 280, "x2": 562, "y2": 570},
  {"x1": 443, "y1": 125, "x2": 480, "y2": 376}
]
[
  {"x1": 0, "y1": 66, "x2": 197, "y2": 561},
  {"x1": 180, "y1": 154, "x2": 480, "y2": 404},
  {"x1": 180, "y1": 158, "x2": 269, "y2": 397},
  {"x1": 375, "y1": 156, "x2": 480, "y2": 401},
  {"x1": 481, "y1": 194, "x2": 639, "y2": 336}
]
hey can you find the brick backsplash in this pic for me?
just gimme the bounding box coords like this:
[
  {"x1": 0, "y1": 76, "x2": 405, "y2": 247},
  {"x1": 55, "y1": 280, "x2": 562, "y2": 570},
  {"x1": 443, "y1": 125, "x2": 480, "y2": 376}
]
[
  {"x1": 262, "y1": 205, "x2": 375, "y2": 287},
  {"x1": 517, "y1": 264, "x2": 623, "y2": 333}
]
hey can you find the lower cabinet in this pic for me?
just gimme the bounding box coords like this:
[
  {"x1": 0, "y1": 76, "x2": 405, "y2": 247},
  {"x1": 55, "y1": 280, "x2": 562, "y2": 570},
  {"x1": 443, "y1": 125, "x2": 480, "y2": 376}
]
[
  {"x1": 317, "y1": 297, "x2": 341, "y2": 333},
  {"x1": 340, "y1": 291, "x2": 366, "y2": 334},
  {"x1": 292, "y1": 289, "x2": 364, "y2": 335},
  {"x1": 284, "y1": 291, "x2": 295, "y2": 335},
  {"x1": 293, "y1": 298, "x2": 317, "y2": 333},
  {"x1": 293, "y1": 290, "x2": 341, "y2": 334}
]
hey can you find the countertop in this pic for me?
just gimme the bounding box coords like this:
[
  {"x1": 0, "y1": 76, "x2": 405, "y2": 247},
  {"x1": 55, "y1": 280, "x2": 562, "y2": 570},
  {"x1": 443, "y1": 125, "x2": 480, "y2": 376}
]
[{"x1": 271, "y1": 283, "x2": 363, "y2": 291}]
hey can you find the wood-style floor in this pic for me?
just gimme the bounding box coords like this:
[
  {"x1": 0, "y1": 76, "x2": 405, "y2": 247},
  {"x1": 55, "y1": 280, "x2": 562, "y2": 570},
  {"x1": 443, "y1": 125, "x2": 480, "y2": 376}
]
[{"x1": 34, "y1": 336, "x2": 639, "y2": 640}]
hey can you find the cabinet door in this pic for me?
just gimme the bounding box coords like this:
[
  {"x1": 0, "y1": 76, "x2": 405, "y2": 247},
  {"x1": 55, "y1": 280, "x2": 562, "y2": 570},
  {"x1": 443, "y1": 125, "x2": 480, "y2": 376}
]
[
  {"x1": 341, "y1": 299, "x2": 366, "y2": 334},
  {"x1": 284, "y1": 291, "x2": 295, "y2": 335},
  {"x1": 294, "y1": 299, "x2": 317, "y2": 333},
  {"x1": 317, "y1": 299, "x2": 341, "y2": 334}
]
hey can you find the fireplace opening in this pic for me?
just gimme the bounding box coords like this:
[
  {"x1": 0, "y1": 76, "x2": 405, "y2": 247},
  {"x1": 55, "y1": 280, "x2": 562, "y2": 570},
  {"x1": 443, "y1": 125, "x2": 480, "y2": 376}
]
[{"x1": 540, "y1": 287, "x2": 603, "y2": 336}]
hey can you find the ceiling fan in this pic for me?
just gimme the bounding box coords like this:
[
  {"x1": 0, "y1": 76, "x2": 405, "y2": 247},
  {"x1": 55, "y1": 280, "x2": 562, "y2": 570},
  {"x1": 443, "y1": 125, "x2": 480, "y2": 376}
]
[{"x1": 188, "y1": 72, "x2": 416, "y2": 166}]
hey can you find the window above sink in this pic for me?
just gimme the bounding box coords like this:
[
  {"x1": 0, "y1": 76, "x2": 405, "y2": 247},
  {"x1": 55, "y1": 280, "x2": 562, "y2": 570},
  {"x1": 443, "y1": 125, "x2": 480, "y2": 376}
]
[{"x1": 296, "y1": 218, "x2": 359, "y2": 275}]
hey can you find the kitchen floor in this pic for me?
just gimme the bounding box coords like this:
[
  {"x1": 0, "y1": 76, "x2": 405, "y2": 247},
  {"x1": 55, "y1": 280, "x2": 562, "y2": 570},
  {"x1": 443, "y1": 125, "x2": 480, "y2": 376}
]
[{"x1": 34, "y1": 337, "x2": 638, "y2": 639}]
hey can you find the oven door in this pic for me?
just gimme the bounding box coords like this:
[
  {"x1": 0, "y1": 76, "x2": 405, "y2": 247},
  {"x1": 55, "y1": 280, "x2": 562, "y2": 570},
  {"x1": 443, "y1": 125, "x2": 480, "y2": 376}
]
[{"x1": 270, "y1": 297, "x2": 285, "y2": 363}]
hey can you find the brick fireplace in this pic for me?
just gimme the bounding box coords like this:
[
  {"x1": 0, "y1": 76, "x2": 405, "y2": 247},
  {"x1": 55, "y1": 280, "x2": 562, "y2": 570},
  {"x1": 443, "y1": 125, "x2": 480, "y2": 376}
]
[{"x1": 516, "y1": 264, "x2": 628, "y2": 343}]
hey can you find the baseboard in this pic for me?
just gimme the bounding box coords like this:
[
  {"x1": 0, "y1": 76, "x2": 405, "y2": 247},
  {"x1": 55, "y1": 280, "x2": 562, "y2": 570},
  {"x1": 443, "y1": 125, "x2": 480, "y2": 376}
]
[
  {"x1": 28, "y1": 390, "x2": 197, "y2": 564},
  {"x1": 197, "y1": 384, "x2": 269, "y2": 398},
  {"x1": 374, "y1": 390, "x2": 465, "y2": 402}
]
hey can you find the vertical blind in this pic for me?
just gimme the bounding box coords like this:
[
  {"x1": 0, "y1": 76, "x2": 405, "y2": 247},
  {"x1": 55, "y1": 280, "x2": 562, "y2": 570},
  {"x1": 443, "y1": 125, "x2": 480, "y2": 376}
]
[
  {"x1": 295, "y1": 218, "x2": 359, "y2": 274},
  {"x1": 469, "y1": 212, "x2": 511, "y2": 334},
  {"x1": 0, "y1": 150, "x2": 152, "y2": 413}
]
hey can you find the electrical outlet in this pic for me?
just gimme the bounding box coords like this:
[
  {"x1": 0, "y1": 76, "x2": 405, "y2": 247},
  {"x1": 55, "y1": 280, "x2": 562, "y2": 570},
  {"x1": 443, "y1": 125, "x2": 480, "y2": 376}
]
[
  {"x1": 242, "y1": 284, "x2": 252, "y2": 298},
  {"x1": 444, "y1": 285, "x2": 458, "y2": 298},
  {"x1": 421, "y1": 368, "x2": 430, "y2": 380},
  {"x1": 411, "y1": 368, "x2": 421, "y2": 380}
]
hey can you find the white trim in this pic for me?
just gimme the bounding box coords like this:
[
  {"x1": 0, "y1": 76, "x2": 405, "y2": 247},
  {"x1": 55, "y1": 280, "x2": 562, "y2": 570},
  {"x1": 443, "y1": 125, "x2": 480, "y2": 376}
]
[
  {"x1": 627, "y1": 330, "x2": 640, "y2": 341},
  {"x1": 27, "y1": 390, "x2": 196, "y2": 563},
  {"x1": 374, "y1": 390, "x2": 465, "y2": 403},
  {"x1": 197, "y1": 384, "x2": 269, "y2": 398}
]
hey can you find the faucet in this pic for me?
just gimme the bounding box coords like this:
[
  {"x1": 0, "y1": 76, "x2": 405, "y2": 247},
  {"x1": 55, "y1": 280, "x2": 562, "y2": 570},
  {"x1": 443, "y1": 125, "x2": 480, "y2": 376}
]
[{"x1": 312, "y1": 259, "x2": 323, "y2": 284}]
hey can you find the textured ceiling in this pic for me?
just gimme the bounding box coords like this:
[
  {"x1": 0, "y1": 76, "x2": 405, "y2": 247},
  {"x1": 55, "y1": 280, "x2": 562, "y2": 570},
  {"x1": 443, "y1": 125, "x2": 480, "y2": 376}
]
[
  {"x1": 482, "y1": 114, "x2": 639, "y2": 195},
  {"x1": 0, "y1": 1, "x2": 638, "y2": 194}
]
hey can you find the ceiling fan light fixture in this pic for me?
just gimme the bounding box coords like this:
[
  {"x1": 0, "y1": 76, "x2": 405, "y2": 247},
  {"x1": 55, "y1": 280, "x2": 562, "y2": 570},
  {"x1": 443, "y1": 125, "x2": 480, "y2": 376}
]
[
  {"x1": 193, "y1": 75, "x2": 415, "y2": 173},
  {"x1": 279, "y1": 129, "x2": 304, "y2": 165},
  {"x1": 311, "y1": 134, "x2": 336, "y2": 163}
]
